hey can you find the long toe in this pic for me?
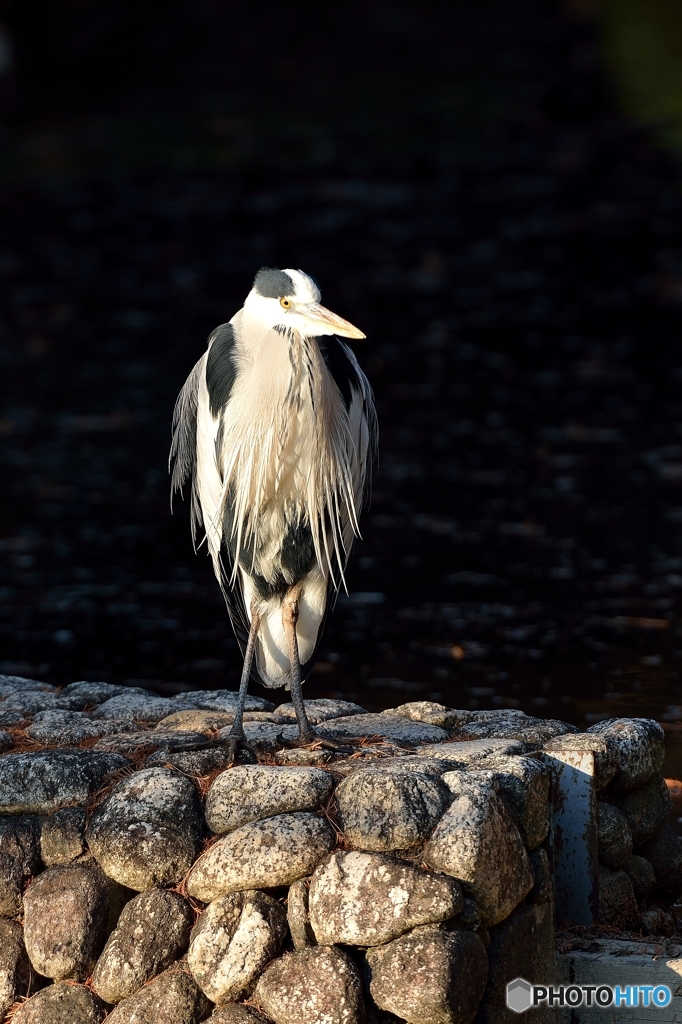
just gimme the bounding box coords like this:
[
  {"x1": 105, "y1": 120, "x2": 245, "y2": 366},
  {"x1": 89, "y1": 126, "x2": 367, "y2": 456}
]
[
  {"x1": 277, "y1": 729, "x2": 357, "y2": 754},
  {"x1": 224, "y1": 734, "x2": 258, "y2": 765}
]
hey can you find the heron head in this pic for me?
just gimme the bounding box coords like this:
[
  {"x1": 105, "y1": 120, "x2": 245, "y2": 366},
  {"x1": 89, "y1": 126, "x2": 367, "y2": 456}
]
[{"x1": 244, "y1": 267, "x2": 366, "y2": 340}]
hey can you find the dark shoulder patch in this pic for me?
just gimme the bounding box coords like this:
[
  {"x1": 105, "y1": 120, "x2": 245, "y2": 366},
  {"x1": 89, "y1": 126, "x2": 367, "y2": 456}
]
[
  {"x1": 206, "y1": 322, "x2": 237, "y2": 417},
  {"x1": 316, "y1": 335, "x2": 359, "y2": 410},
  {"x1": 253, "y1": 267, "x2": 295, "y2": 298}
]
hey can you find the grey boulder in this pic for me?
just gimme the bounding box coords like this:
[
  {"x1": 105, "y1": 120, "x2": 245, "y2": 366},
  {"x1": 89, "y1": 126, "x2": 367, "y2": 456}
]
[
  {"x1": 335, "y1": 768, "x2": 450, "y2": 851},
  {"x1": 322, "y1": 712, "x2": 448, "y2": 745},
  {"x1": 0, "y1": 816, "x2": 41, "y2": 915},
  {"x1": 472, "y1": 754, "x2": 550, "y2": 850},
  {"x1": 92, "y1": 887, "x2": 193, "y2": 1003},
  {"x1": 309, "y1": 850, "x2": 463, "y2": 946},
  {"x1": 256, "y1": 946, "x2": 365, "y2": 1024},
  {"x1": 416, "y1": 739, "x2": 526, "y2": 762},
  {"x1": 23, "y1": 861, "x2": 110, "y2": 980},
  {"x1": 188, "y1": 890, "x2": 287, "y2": 1004},
  {"x1": 61, "y1": 681, "x2": 154, "y2": 705},
  {"x1": 0, "y1": 918, "x2": 33, "y2": 1018},
  {"x1": 366, "y1": 927, "x2": 488, "y2": 1024},
  {"x1": 597, "y1": 803, "x2": 633, "y2": 869},
  {"x1": 0, "y1": 673, "x2": 57, "y2": 692},
  {"x1": 104, "y1": 963, "x2": 211, "y2": 1024},
  {"x1": 178, "y1": 689, "x2": 275, "y2": 712},
  {"x1": 40, "y1": 807, "x2": 87, "y2": 865},
  {"x1": 205, "y1": 765, "x2": 333, "y2": 835},
  {"x1": 543, "y1": 732, "x2": 619, "y2": 790},
  {"x1": 93, "y1": 693, "x2": 197, "y2": 723},
  {"x1": 609, "y1": 776, "x2": 672, "y2": 847},
  {"x1": 287, "y1": 877, "x2": 316, "y2": 950},
  {"x1": 0, "y1": 750, "x2": 128, "y2": 815},
  {"x1": 156, "y1": 709, "x2": 238, "y2": 732},
  {"x1": 587, "y1": 718, "x2": 665, "y2": 793},
  {"x1": 86, "y1": 767, "x2": 203, "y2": 890},
  {"x1": 187, "y1": 812, "x2": 335, "y2": 902},
  {"x1": 146, "y1": 746, "x2": 235, "y2": 774},
  {"x1": 93, "y1": 729, "x2": 209, "y2": 753},
  {"x1": 12, "y1": 983, "x2": 104, "y2": 1024},
  {"x1": 381, "y1": 701, "x2": 461, "y2": 729},
  {"x1": 27, "y1": 710, "x2": 129, "y2": 745},
  {"x1": 425, "y1": 775, "x2": 534, "y2": 926},
  {"x1": 274, "y1": 698, "x2": 366, "y2": 723},
  {"x1": 209, "y1": 1007, "x2": 274, "y2": 1023}
]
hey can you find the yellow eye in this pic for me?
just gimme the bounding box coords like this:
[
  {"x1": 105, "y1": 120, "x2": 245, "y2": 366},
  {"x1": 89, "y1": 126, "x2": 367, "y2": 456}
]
[{"x1": 280, "y1": 297, "x2": 291, "y2": 309}]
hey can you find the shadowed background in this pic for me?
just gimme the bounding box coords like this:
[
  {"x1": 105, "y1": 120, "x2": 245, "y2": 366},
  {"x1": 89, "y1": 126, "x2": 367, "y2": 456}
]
[{"x1": 3, "y1": 0, "x2": 682, "y2": 765}]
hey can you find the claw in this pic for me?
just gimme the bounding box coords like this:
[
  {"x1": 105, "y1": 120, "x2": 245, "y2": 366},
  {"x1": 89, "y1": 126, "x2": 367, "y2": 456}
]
[{"x1": 224, "y1": 733, "x2": 258, "y2": 765}]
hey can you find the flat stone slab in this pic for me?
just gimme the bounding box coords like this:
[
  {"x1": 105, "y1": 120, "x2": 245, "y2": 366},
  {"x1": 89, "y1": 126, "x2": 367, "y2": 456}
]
[
  {"x1": 0, "y1": 691, "x2": 89, "y2": 713},
  {"x1": 12, "y1": 982, "x2": 104, "y2": 1024},
  {"x1": 335, "y1": 768, "x2": 451, "y2": 851},
  {"x1": 92, "y1": 693, "x2": 198, "y2": 723},
  {"x1": 205, "y1": 765, "x2": 333, "y2": 834},
  {"x1": 146, "y1": 747, "x2": 236, "y2": 774},
  {"x1": 187, "y1": 812, "x2": 336, "y2": 902},
  {"x1": 93, "y1": 729, "x2": 210, "y2": 753},
  {"x1": 321, "y1": 713, "x2": 448, "y2": 746},
  {"x1": 255, "y1": 946, "x2": 365, "y2": 1024},
  {"x1": 380, "y1": 701, "x2": 462, "y2": 728},
  {"x1": 86, "y1": 767, "x2": 204, "y2": 890},
  {"x1": 0, "y1": 750, "x2": 129, "y2": 815},
  {"x1": 61, "y1": 681, "x2": 155, "y2": 706},
  {"x1": 92, "y1": 888, "x2": 193, "y2": 1004},
  {"x1": 342, "y1": 754, "x2": 457, "y2": 777},
  {"x1": 156, "y1": 709, "x2": 240, "y2": 732},
  {"x1": 27, "y1": 710, "x2": 134, "y2": 745},
  {"x1": 176, "y1": 689, "x2": 275, "y2": 712},
  {"x1": 416, "y1": 738, "x2": 526, "y2": 761},
  {"x1": 0, "y1": 674, "x2": 57, "y2": 692},
  {"x1": 309, "y1": 850, "x2": 464, "y2": 945},
  {"x1": 273, "y1": 699, "x2": 367, "y2": 724},
  {"x1": 188, "y1": 890, "x2": 287, "y2": 1004}
]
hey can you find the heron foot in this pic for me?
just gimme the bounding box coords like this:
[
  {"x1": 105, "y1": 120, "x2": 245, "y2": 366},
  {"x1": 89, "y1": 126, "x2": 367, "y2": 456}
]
[
  {"x1": 277, "y1": 730, "x2": 356, "y2": 754},
  {"x1": 223, "y1": 732, "x2": 258, "y2": 765}
]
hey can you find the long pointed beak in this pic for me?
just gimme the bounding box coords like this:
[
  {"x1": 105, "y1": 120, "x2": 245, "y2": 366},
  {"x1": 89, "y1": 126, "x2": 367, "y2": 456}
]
[{"x1": 300, "y1": 302, "x2": 366, "y2": 340}]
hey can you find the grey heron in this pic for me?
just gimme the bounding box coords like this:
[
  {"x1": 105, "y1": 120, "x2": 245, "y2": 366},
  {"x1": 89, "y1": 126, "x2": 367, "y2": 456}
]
[{"x1": 170, "y1": 267, "x2": 377, "y2": 760}]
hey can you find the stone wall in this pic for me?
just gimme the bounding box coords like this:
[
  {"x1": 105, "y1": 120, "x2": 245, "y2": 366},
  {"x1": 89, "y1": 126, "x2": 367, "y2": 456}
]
[{"x1": 0, "y1": 673, "x2": 677, "y2": 1024}]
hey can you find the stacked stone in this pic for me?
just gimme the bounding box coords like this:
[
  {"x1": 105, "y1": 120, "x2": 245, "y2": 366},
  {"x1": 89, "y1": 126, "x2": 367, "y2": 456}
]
[
  {"x1": 0, "y1": 673, "x2": 663, "y2": 1023},
  {"x1": 546, "y1": 718, "x2": 680, "y2": 934}
]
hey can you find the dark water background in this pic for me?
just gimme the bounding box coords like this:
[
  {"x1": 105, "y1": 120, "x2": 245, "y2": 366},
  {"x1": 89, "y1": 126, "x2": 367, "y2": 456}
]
[{"x1": 3, "y1": 1, "x2": 682, "y2": 775}]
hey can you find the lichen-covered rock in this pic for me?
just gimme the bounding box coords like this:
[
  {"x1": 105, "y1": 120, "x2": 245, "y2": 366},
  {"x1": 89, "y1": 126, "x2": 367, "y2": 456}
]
[
  {"x1": 27, "y1": 710, "x2": 131, "y2": 745},
  {"x1": 156, "y1": 709, "x2": 238, "y2": 732},
  {"x1": 40, "y1": 807, "x2": 87, "y2": 865},
  {"x1": 472, "y1": 755, "x2": 550, "y2": 850},
  {"x1": 334, "y1": 769, "x2": 450, "y2": 852},
  {"x1": 187, "y1": 813, "x2": 335, "y2": 902},
  {"x1": 287, "y1": 878, "x2": 316, "y2": 950},
  {"x1": 598, "y1": 866, "x2": 639, "y2": 926},
  {"x1": 23, "y1": 861, "x2": 110, "y2": 980},
  {"x1": 587, "y1": 718, "x2": 665, "y2": 793},
  {"x1": 381, "y1": 701, "x2": 461, "y2": 729},
  {"x1": 0, "y1": 690, "x2": 88, "y2": 713},
  {"x1": 543, "y1": 732, "x2": 619, "y2": 790},
  {"x1": 321, "y1": 712, "x2": 448, "y2": 745},
  {"x1": 366, "y1": 927, "x2": 488, "y2": 1024},
  {"x1": 0, "y1": 918, "x2": 32, "y2": 1018},
  {"x1": 94, "y1": 729, "x2": 211, "y2": 753},
  {"x1": 475, "y1": 902, "x2": 554, "y2": 1024},
  {"x1": 624, "y1": 854, "x2": 657, "y2": 902},
  {"x1": 638, "y1": 824, "x2": 682, "y2": 898},
  {"x1": 205, "y1": 765, "x2": 333, "y2": 835},
  {"x1": 178, "y1": 689, "x2": 275, "y2": 713},
  {"x1": 416, "y1": 738, "x2": 526, "y2": 762},
  {"x1": 0, "y1": 750, "x2": 129, "y2": 815},
  {"x1": 347, "y1": 755, "x2": 456, "y2": 777},
  {"x1": 0, "y1": 816, "x2": 41, "y2": 915},
  {"x1": 424, "y1": 775, "x2": 534, "y2": 926},
  {"x1": 528, "y1": 847, "x2": 552, "y2": 905},
  {"x1": 209, "y1": 1007, "x2": 274, "y2": 1024},
  {"x1": 256, "y1": 946, "x2": 365, "y2": 1024},
  {"x1": 86, "y1": 767, "x2": 203, "y2": 890},
  {"x1": 609, "y1": 776, "x2": 672, "y2": 847},
  {"x1": 0, "y1": 673, "x2": 57, "y2": 692},
  {"x1": 457, "y1": 715, "x2": 576, "y2": 747},
  {"x1": 104, "y1": 963, "x2": 211, "y2": 1024},
  {"x1": 188, "y1": 890, "x2": 287, "y2": 1004},
  {"x1": 146, "y1": 746, "x2": 236, "y2": 773},
  {"x1": 309, "y1": 850, "x2": 463, "y2": 946},
  {"x1": 92, "y1": 888, "x2": 193, "y2": 1004},
  {"x1": 93, "y1": 693, "x2": 198, "y2": 723},
  {"x1": 12, "y1": 983, "x2": 104, "y2": 1024},
  {"x1": 597, "y1": 803, "x2": 633, "y2": 869},
  {"x1": 274, "y1": 699, "x2": 366, "y2": 723},
  {"x1": 0, "y1": 711, "x2": 24, "y2": 727},
  {"x1": 61, "y1": 681, "x2": 154, "y2": 705}
]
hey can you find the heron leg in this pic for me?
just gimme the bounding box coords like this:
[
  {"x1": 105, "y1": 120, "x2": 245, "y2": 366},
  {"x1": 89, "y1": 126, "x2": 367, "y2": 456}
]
[
  {"x1": 224, "y1": 607, "x2": 260, "y2": 764},
  {"x1": 281, "y1": 588, "x2": 354, "y2": 753}
]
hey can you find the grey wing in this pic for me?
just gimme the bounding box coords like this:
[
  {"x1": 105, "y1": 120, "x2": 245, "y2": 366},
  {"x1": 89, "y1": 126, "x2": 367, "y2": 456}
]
[{"x1": 169, "y1": 352, "x2": 206, "y2": 546}]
